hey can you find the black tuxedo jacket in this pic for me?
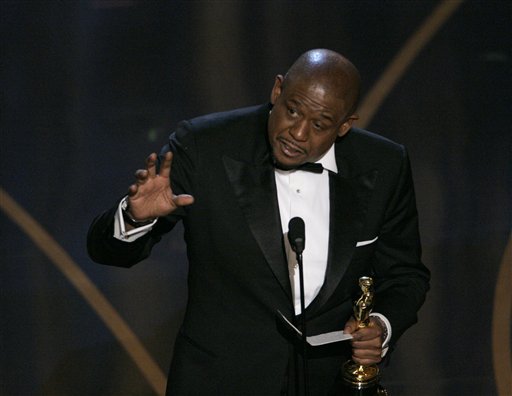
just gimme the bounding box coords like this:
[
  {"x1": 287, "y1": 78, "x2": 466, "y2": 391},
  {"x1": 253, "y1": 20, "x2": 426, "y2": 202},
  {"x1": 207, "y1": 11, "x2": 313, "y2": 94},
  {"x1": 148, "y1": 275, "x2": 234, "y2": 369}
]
[{"x1": 88, "y1": 103, "x2": 429, "y2": 395}]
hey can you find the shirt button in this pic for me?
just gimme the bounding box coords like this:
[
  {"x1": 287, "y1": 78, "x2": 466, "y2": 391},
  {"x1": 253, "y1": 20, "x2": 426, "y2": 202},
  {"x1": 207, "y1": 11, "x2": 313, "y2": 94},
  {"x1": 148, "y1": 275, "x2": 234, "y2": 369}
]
[{"x1": 296, "y1": 189, "x2": 301, "y2": 193}]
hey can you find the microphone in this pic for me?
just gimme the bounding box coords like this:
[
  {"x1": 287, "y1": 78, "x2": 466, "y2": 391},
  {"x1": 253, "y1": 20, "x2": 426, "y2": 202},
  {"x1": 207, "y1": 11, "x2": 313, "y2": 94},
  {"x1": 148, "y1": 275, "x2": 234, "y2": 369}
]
[
  {"x1": 288, "y1": 216, "x2": 310, "y2": 395},
  {"x1": 288, "y1": 217, "x2": 305, "y2": 255}
]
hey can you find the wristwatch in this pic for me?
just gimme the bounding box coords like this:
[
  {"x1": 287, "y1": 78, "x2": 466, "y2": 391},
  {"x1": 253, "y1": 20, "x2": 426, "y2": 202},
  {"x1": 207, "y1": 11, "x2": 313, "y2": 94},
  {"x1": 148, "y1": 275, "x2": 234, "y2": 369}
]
[{"x1": 121, "y1": 199, "x2": 156, "y2": 227}]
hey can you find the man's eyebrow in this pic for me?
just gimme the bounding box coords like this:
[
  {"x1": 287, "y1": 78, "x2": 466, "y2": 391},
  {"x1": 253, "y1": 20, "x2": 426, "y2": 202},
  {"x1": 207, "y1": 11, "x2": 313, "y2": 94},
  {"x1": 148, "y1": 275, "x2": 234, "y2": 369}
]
[
  {"x1": 319, "y1": 113, "x2": 335, "y2": 123},
  {"x1": 286, "y1": 98, "x2": 301, "y2": 107}
]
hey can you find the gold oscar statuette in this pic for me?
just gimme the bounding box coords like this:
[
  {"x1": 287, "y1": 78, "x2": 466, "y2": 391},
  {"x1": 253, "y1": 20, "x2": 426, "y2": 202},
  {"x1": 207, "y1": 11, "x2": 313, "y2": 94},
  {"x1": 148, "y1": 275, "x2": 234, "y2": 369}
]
[{"x1": 341, "y1": 276, "x2": 388, "y2": 395}]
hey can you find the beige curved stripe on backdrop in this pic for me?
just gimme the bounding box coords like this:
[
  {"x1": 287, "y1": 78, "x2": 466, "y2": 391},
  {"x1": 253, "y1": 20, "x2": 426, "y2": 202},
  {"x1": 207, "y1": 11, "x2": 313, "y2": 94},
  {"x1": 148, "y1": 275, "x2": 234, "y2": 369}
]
[
  {"x1": 357, "y1": 0, "x2": 464, "y2": 128},
  {"x1": 492, "y1": 235, "x2": 512, "y2": 396},
  {"x1": 0, "y1": 188, "x2": 167, "y2": 396},
  {"x1": 4, "y1": 0, "x2": 498, "y2": 395}
]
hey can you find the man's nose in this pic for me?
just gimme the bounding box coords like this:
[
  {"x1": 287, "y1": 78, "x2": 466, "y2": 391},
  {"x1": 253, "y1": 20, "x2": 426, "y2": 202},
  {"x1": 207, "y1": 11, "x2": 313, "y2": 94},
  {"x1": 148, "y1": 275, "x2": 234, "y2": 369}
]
[{"x1": 289, "y1": 120, "x2": 309, "y2": 142}]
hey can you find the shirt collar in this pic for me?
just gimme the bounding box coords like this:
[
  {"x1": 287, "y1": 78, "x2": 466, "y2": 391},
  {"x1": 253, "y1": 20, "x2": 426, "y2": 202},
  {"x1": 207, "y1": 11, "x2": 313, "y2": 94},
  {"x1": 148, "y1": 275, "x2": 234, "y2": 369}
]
[{"x1": 316, "y1": 144, "x2": 338, "y2": 174}]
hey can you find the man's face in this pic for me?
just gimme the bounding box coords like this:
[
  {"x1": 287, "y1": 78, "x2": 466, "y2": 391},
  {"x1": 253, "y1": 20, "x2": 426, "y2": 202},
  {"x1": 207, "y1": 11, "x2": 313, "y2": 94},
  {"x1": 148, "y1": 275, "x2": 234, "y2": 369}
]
[{"x1": 268, "y1": 75, "x2": 354, "y2": 169}]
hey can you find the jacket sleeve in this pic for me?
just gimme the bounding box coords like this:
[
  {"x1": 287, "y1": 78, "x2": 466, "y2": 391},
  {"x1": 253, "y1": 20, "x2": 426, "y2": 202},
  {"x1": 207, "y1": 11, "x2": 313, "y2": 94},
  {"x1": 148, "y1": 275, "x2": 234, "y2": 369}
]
[{"x1": 371, "y1": 146, "x2": 430, "y2": 345}]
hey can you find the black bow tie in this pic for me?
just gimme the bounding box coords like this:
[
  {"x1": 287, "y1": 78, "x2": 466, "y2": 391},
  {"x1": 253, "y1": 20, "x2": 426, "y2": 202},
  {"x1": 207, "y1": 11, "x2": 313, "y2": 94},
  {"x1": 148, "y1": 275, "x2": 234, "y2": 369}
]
[
  {"x1": 296, "y1": 162, "x2": 324, "y2": 173},
  {"x1": 274, "y1": 161, "x2": 324, "y2": 174}
]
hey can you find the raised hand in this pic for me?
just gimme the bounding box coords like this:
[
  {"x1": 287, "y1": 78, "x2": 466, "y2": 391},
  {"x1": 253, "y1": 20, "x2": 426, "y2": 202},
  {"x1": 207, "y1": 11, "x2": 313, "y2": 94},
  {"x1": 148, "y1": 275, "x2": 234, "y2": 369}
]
[{"x1": 126, "y1": 151, "x2": 194, "y2": 222}]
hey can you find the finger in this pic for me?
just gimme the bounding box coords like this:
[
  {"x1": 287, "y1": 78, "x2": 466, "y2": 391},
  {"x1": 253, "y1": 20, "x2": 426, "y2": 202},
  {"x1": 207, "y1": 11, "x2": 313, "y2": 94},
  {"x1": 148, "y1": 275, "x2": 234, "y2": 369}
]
[
  {"x1": 146, "y1": 153, "x2": 158, "y2": 177},
  {"x1": 173, "y1": 194, "x2": 194, "y2": 207},
  {"x1": 160, "y1": 151, "x2": 172, "y2": 179},
  {"x1": 344, "y1": 316, "x2": 358, "y2": 334},
  {"x1": 128, "y1": 183, "x2": 138, "y2": 197},
  {"x1": 351, "y1": 344, "x2": 383, "y2": 364},
  {"x1": 352, "y1": 354, "x2": 382, "y2": 366},
  {"x1": 350, "y1": 324, "x2": 382, "y2": 341},
  {"x1": 351, "y1": 330, "x2": 382, "y2": 345},
  {"x1": 352, "y1": 348, "x2": 382, "y2": 361},
  {"x1": 350, "y1": 337, "x2": 382, "y2": 349},
  {"x1": 134, "y1": 169, "x2": 149, "y2": 184}
]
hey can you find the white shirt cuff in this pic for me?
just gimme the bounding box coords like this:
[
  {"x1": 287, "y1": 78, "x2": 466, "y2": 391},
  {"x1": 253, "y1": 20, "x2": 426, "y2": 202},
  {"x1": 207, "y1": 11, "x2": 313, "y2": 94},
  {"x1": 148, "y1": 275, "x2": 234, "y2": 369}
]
[
  {"x1": 113, "y1": 196, "x2": 157, "y2": 242},
  {"x1": 370, "y1": 312, "x2": 392, "y2": 357}
]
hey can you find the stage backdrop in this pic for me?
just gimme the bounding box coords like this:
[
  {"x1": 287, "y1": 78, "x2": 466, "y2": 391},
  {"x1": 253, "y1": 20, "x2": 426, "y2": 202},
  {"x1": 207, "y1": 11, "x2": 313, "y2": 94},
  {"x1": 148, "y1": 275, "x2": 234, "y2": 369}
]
[{"x1": 1, "y1": 1, "x2": 510, "y2": 395}]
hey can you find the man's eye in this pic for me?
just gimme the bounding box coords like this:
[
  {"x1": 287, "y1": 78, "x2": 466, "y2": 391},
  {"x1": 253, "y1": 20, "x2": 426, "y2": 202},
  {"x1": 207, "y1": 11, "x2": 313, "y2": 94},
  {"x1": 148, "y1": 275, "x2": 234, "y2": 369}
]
[
  {"x1": 313, "y1": 122, "x2": 323, "y2": 130},
  {"x1": 288, "y1": 108, "x2": 297, "y2": 116}
]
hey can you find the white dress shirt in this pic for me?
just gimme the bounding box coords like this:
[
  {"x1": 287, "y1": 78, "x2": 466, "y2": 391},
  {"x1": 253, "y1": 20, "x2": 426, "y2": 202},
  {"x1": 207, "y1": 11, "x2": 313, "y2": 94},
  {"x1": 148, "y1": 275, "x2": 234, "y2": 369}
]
[{"x1": 275, "y1": 145, "x2": 336, "y2": 315}]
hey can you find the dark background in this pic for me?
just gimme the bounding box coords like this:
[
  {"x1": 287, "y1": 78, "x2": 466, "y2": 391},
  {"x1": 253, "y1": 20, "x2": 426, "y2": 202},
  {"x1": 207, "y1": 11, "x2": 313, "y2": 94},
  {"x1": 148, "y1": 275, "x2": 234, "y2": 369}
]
[{"x1": 1, "y1": 1, "x2": 510, "y2": 395}]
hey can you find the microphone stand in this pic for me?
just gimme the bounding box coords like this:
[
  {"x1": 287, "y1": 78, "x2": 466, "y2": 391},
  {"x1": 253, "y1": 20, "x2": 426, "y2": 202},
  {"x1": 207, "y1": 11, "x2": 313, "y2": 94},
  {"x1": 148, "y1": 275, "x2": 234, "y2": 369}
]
[
  {"x1": 295, "y1": 250, "x2": 309, "y2": 396},
  {"x1": 288, "y1": 217, "x2": 309, "y2": 396}
]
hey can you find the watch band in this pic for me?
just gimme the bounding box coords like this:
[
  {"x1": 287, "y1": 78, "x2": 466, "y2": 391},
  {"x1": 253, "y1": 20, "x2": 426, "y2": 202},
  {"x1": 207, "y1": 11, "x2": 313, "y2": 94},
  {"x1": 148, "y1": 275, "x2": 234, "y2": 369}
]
[{"x1": 121, "y1": 198, "x2": 156, "y2": 227}]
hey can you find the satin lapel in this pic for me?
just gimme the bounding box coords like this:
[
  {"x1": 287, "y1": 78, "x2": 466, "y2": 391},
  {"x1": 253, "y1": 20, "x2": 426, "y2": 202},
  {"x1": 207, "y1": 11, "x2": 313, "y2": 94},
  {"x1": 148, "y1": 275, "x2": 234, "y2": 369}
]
[
  {"x1": 222, "y1": 156, "x2": 291, "y2": 300},
  {"x1": 305, "y1": 166, "x2": 378, "y2": 317}
]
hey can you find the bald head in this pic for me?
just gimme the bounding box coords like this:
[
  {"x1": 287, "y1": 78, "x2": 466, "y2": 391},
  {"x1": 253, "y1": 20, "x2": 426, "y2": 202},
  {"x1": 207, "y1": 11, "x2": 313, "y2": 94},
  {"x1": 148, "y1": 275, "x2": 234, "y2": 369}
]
[
  {"x1": 268, "y1": 49, "x2": 361, "y2": 168},
  {"x1": 282, "y1": 49, "x2": 361, "y2": 117}
]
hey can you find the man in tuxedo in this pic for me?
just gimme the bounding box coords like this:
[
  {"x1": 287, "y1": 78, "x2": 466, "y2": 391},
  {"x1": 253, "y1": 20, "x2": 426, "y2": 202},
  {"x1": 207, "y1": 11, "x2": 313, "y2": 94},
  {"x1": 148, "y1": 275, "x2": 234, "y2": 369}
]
[{"x1": 88, "y1": 49, "x2": 430, "y2": 395}]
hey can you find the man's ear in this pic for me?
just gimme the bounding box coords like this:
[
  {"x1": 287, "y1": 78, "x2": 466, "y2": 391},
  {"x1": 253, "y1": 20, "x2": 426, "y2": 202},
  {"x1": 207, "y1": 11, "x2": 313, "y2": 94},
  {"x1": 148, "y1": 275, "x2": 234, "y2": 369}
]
[
  {"x1": 337, "y1": 114, "x2": 358, "y2": 137},
  {"x1": 270, "y1": 75, "x2": 284, "y2": 105}
]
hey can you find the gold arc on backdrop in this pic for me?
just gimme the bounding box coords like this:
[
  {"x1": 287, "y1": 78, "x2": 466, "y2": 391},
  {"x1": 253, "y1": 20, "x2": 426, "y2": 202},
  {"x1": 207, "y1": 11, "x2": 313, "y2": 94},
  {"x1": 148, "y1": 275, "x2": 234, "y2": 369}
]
[
  {"x1": 0, "y1": 188, "x2": 167, "y2": 396},
  {"x1": 492, "y1": 235, "x2": 512, "y2": 396}
]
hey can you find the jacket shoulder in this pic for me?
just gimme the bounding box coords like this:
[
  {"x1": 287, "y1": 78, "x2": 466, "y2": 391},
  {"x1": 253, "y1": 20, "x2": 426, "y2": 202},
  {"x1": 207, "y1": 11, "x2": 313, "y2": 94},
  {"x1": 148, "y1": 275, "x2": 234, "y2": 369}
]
[
  {"x1": 181, "y1": 104, "x2": 270, "y2": 134},
  {"x1": 336, "y1": 127, "x2": 409, "y2": 177},
  {"x1": 347, "y1": 127, "x2": 404, "y2": 151},
  {"x1": 167, "y1": 104, "x2": 270, "y2": 166},
  {"x1": 344, "y1": 127, "x2": 407, "y2": 160}
]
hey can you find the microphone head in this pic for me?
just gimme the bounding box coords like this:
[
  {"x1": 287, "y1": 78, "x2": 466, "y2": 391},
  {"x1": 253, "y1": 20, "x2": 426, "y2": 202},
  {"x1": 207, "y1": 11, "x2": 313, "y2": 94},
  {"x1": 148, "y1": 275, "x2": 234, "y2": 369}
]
[{"x1": 288, "y1": 217, "x2": 305, "y2": 254}]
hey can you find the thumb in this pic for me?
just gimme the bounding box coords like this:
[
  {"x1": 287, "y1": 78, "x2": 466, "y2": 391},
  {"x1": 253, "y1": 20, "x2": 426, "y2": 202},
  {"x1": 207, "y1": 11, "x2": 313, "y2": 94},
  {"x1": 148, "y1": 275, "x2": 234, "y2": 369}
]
[
  {"x1": 344, "y1": 316, "x2": 358, "y2": 334},
  {"x1": 173, "y1": 194, "x2": 195, "y2": 207}
]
